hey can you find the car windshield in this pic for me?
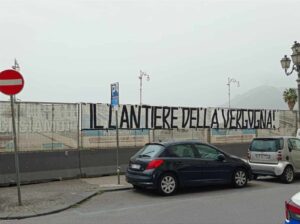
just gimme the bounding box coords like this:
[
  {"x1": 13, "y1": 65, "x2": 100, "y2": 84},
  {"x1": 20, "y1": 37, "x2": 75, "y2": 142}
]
[
  {"x1": 250, "y1": 138, "x2": 283, "y2": 152},
  {"x1": 135, "y1": 144, "x2": 165, "y2": 158}
]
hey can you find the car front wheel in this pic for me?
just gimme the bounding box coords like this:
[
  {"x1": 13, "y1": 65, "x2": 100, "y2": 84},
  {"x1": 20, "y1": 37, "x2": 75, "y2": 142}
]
[
  {"x1": 158, "y1": 173, "x2": 178, "y2": 196},
  {"x1": 232, "y1": 168, "x2": 248, "y2": 188}
]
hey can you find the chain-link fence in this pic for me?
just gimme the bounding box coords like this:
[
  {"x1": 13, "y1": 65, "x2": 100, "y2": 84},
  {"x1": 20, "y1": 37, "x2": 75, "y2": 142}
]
[
  {"x1": 0, "y1": 102, "x2": 79, "y2": 152},
  {"x1": 152, "y1": 129, "x2": 208, "y2": 142},
  {"x1": 0, "y1": 101, "x2": 298, "y2": 153},
  {"x1": 81, "y1": 129, "x2": 151, "y2": 149},
  {"x1": 257, "y1": 110, "x2": 298, "y2": 137}
]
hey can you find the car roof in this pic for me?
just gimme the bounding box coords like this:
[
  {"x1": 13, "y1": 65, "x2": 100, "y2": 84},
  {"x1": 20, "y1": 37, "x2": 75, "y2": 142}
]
[{"x1": 149, "y1": 140, "x2": 207, "y2": 147}]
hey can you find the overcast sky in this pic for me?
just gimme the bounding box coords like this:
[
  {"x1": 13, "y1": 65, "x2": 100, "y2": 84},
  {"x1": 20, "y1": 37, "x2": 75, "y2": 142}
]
[{"x1": 0, "y1": 0, "x2": 299, "y2": 107}]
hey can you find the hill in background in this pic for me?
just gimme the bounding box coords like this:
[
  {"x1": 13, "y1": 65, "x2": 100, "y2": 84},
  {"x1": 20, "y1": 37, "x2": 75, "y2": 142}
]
[{"x1": 222, "y1": 85, "x2": 295, "y2": 110}]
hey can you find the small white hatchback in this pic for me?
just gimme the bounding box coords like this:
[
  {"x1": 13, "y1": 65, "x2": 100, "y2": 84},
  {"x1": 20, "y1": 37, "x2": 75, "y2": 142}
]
[{"x1": 248, "y1": 136, "x2": 300, "y2": 183}]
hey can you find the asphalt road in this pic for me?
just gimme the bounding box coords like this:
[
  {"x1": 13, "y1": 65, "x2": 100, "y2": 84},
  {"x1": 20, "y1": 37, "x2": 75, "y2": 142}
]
[{"x1": 3, "y1": 177, "x2": 299, "y2": 224}]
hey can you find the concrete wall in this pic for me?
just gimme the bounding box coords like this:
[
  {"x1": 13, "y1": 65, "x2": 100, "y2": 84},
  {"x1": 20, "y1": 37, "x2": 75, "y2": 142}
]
[
  {"x1": 0, "y1": 143, "x2": 249, "y2": 186},
  {"x1": 0, "y1": 150, "x2": 81, "y2": 186}
]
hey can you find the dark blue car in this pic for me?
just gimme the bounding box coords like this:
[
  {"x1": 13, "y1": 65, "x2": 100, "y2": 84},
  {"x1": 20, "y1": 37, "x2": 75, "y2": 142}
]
[{"x1": 126, "y1": 140, "x2": 252, "y2": 195}]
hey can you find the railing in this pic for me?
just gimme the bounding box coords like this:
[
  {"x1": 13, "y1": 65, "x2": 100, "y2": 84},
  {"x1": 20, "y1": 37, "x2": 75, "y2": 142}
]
[{"x1": 0, "y1": 101, "x2": 297, "y2": 153}]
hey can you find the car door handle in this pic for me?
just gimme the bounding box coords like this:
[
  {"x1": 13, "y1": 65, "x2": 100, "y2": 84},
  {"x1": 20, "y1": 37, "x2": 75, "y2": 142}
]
[{"x1": 174, "y1": 161, "x2": 183, "y2": 165}]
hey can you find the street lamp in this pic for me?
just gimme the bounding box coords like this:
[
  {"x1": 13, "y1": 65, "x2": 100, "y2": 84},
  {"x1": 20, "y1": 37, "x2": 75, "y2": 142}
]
[
  {"x1": 227, "y1": 77, "x2": 240, "y2": 108},
  {"x1": 12, "y1": 58, "x2": 20, "y2": 71},
  {"x1": 139, "y1": 70, "x2": 150, "y2": 105},
  {"x1": 280, "y1": 41, "x2": 300, "y2": 119}
]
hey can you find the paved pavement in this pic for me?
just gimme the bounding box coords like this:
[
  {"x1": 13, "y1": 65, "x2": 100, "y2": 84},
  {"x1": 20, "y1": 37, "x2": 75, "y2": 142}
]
[{"x1": 0, "y1": 175, "x2": 132, "y2": 220}]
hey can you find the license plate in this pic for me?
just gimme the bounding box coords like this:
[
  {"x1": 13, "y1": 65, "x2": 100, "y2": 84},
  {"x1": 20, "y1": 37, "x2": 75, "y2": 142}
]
[
  {"x1": 255, "y1": 154, "x2": 271, "y2": 159},
  {"x1": 131, "y1": 164, "x2": 141, "y2": 170}
]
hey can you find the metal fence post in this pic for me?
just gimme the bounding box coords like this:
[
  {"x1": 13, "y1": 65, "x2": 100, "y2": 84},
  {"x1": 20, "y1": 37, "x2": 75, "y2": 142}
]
[
  {"x1": 134, "y1": 129, "x2": 137, "y2": 147},
  {"x1": 51, "y1": 104, "x2": 54, "y2": 150},
  {"x1": 148, "y1": 129, "x2": 151, "y2": 143},
  {"x1": 206, "y1": 128, "x2": 211, "y2": 144},
  {"x1": 296, "y1": 111, "x2": 298, "y2": 135},
  {"x1": 77, "y1": 103, "x2": 82, "y2": 177}
]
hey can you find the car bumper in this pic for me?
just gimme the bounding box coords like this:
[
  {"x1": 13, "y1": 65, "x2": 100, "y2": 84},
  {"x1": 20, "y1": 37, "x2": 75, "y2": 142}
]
[
  {"x1": 249, "y1": 161, "x2": 288, "y2": 176},
  {"x1": 125, "y1": 170, "x2": 157, "y2": 189},
  {"x1": 284, "y1": 219, "x2": 300, "y2": 224}
]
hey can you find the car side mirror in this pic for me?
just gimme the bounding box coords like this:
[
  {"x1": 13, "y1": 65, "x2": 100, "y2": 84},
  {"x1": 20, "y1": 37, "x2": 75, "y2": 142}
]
[
  {"x1": 289, "y1": 146, "x2": 293, "y2": 152},
  {"x1": 217, "y1": 154, "x2": 225, "y2": 162}
]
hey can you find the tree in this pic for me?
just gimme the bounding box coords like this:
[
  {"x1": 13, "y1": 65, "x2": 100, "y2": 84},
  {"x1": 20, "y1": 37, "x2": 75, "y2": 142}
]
[{"x1": 283, "y1": 88, "x2": 298, "y2": 110}]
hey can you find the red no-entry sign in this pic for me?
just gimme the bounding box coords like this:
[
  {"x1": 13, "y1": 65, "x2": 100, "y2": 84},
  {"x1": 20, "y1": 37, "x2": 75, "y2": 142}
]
[
  {"x1": 0, "y1": 69, "x2": 24, "y2": 95},
  {"x1": 0, "y1": 67, "x2": 24, "y2": 206}
]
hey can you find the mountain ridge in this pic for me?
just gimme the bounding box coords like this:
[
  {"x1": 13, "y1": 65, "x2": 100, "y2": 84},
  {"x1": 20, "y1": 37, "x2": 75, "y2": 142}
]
[{"x1": 221, "y1": 85, "x2": 295, "y2": 110}]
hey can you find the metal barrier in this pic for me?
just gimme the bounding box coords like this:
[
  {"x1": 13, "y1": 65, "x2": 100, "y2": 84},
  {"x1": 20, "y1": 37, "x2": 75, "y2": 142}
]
[
  {"x1": 0, "y1": 101, "x2": 298, "y2": 153},
  {"x1": 0, "y1": 101, "x2": 298, "y2": 185},
  {"x1": 0, "y1": 102, "x2": 79, "y2": 153}
]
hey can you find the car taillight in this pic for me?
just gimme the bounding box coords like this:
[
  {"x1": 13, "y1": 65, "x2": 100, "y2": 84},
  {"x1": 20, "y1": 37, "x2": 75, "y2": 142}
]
[
  {"x1": 247, "y1": 151, "x2": 251, "y2": 160},
  {"x1": 277, "y1": 151, "x2": 282, "y2": 161},
  {"x1": 286, "y1": 201, "x2": 289, "y2": 220},
  {"x1": 146, "y1": 159, "x2": 164, "y2": 170},
  {"x1": 286, "y1": 200, "x2": 300, "y2": 221}
]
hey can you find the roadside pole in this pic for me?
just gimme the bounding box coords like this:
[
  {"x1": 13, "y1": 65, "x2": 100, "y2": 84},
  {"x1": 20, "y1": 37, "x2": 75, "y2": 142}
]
[
  {"x1": 116, "y1": 109, "x2": 120, "y2": 184},
  {"x1": 10, "y1": 95, "x2": 22, "y2": 206},
  {"x1": 77, "y1": 103, "x2": 83, "y2": 177},
  {"x1": 111, "y1": 82, "x2": 120, "y2": 184}
]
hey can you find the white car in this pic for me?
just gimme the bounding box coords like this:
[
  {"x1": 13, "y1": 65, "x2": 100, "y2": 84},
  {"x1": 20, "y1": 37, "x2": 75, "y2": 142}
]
[{"x1": 248, "y1": 136, "x2": 300, "y2": 183}]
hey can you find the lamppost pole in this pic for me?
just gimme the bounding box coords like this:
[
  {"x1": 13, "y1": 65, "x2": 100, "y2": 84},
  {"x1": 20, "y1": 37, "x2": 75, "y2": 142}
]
[
  {"x1": 280, "y1": 41, "x2": 300, "y2": 120},
  {"x1": 139, "y1": 70, "x2": 150, "y2": 105},
  {"x1": 227, "y1": 77, "x2": 240, "y2": 109}
]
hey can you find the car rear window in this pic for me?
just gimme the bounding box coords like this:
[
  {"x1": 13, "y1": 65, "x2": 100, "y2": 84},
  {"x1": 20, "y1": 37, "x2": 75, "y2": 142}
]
[
  {"x1": 250, "y1": 138, "x2": 283, "y2": 152},
  {"x1": 135, "y1": 144, "x2": 165, "y2": 158}
]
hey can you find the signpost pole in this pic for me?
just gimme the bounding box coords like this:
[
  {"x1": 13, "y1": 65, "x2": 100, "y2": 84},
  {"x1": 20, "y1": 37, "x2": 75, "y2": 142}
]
[
  {"x1": 116, "y1": 109, "x2": 120, "y2": 185},
  {"x1": 0, "y1": 64, "x2": 24, "y2": 206},
  {"x1": 10, "y1": 95, "x2": 22, "y2": 206},
  {"x1": 111, "y1": 82, "x2": 120, "y2": 185}
]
